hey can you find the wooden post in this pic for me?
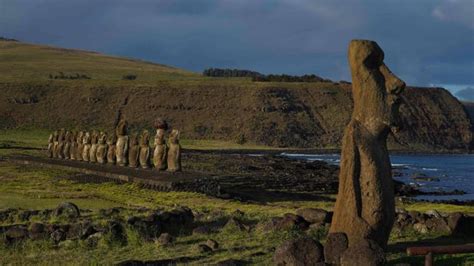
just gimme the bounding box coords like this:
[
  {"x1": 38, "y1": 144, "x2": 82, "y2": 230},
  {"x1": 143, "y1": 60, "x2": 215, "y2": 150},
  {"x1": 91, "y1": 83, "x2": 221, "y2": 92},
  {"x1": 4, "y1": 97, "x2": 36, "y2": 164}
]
[{"x1": 425, "y1": 252, "x2": 433, "y2": 266}]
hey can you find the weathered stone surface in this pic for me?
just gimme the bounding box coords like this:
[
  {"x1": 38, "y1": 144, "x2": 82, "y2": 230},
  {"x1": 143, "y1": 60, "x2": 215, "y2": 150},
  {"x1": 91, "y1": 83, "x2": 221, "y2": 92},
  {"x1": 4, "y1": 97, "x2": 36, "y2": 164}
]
[
  {"x1": 139, "y1": 130, "x2": 151, "y2": 169},
  {"x1": 195, "y1": 243, "x2": 212, "y2": 253},
  {"x1": 70, "y1": 131, "x2": 77, "y2": 160},
  {"x1": 108, "y1": 220, "x2": 127, "y2": 245},
  {"x1": 52, "y1": 130, "x2": 59, "y2": 158},
  {"x1": 324, "y1": 232, "x2": 348, "y2": 265},
  {"x1": 128, "y1": 133, "x2": 140, "y2": 168},
  {"x1": 448, "y1": 213, "x2": 474, "y2": 237},
  {"x1": 29, "y1": 222, "x2": 47, "y2": 240},
  {"x1": 5, "y1": 226, "x2": 29, "y2": 244},
  {"x1": 106, "y1": 133, "x2": 117, "y2": 164},
  {"x1": 153, "y1": 128, "x2": 167, "y2": 170},
  {"x1": 57, "y1": 128, "x2": 65, "y2": 159},
  {"x1": 192, "y1": 225, "x2": 213, "y2": 235},
  {"x1": 96, "y1": 132, "x2": 108, "y2": 164},
  {"x1": 47, "y1": 132, "x2": 54, "y2": 158},
  {"x1": 278, "y1": 213, "x2": 309, "y2": 231},
  {"x1": 89, "y1": 130, "x2": 99, "y2": 163},
  {"x1": 157, "y1": 233, "x2": 174, "y2": 246},
  {"x1": 53, "y1": 202, "x2": 80, "y2": 218},
  {"x1": 76, "y1": 131, "x2": 84, "y2": 161},
  {"x1": 273, "y1": 237, "x2": 324, "y2": 266},
  {"x1": 296, "y1": 208, "x2": 331, "y2": 224},
  {"x1": 116, "y1": 119, "x2": 129, "y2": 166},
  {"x1": 340, "y1": 239, "x2": 385, "y2": 266},
  {"x1": 51, "y1": 229, "x2": 67, "y2": 244},
  {"x1": 63, "y1": 130, "x2": 72, "y2": 159},
  {"x1": 82, "y1": 131, "x2": 91, "y2": 162},
  {"x1": 330, "y1": 40, "x2": 405, "y2": 249},
  {"x1": 224, "y1": 217, "x2": 248, "y2": 232},
  {"x1": 167, "y1": 129, "x2": 182, "y2": 172},
  {"x1": 206, "y1": 239, "x2": 219, "y2": 250}
]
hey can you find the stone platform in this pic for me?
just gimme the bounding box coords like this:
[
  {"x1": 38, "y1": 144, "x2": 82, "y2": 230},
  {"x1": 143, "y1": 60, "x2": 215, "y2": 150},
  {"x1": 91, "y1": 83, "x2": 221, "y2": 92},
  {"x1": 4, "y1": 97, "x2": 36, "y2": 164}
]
[{"x1": 5, "y1": 155, "x2": 220, "y2": 196}]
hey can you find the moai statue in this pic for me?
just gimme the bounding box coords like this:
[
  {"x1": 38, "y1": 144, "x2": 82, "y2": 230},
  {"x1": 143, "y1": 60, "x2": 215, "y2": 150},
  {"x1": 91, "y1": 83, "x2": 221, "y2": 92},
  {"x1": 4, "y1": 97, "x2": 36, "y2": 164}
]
[
  {"x1": 139, "y1": 130, "x2": 151, "y2": 169},
  {"x1": 96, "y1": 132, "x2": 108, "y2": 164},
  {"x1": 89, "y1": 130, "x2": 99, "y2": 163},
  {"x1": 153, "y1": 118, "x2": 168, "y2": 170},
  {"x1": 76, "y1": 131, "x2": 84, "y2": 161},
  {"x1": 106, "y1": 133, "x2": 117, "y2": 164},
  {"x1": 63, "y1": 131, "x2": 72, "y2": 160},
  {"x1": 128, "y1": 133, "x2": 140, "y2": 168},
  {"x1": 329, "y1": 40, "x2": 405, "y2": 262},
  {"x1": 47, "y1": 132, "x2": 54, "y2": 158},
  {"x1": 167, "y1": 129, "x2": 181, "y2": 172},
  {"x1": 56, "y1": 129, "x2": 66, "y2": 159},
  {"x1": 82, "y1": 132, "x2": 91, "y2": 162},
  {"x1": 70, "y1": 131, "x2": 77, "y2": 160},
  {"x1": 115, "y1": 119, "x2": 129, "y2": 166},
  {"x1": 52, "y1": 130, "x2": 59, "y2": 158}
]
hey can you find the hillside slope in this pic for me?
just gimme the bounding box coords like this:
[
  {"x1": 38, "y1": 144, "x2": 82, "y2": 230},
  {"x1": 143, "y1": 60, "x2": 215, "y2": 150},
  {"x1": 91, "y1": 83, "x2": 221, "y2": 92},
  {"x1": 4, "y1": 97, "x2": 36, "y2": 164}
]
[{"x1": 0, "y1": 40, "x2": 472, "y2": 151}]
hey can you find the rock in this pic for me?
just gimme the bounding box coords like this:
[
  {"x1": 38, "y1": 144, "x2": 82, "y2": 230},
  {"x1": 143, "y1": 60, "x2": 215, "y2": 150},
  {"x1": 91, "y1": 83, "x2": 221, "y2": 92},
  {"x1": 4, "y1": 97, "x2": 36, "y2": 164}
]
[
  {"x1": 448, "y1": 213, "x2": 474, "y2": 237},
  {"x1": 413, "y1": 223, "x2": 428, "y2": 234},
  {"x1": 195, "y1": 243, "x2": 212, "y2": 253},
  {"x1": 340, "y1": 239, "x2": 385, "y2": 266},
  {"x1": 192, "y1": 225, "x2": 213, "y2": 235},
  {"x1": 425, "y1": 217, "x2": 450, "y2": 233},
  {"x1": 53, "y1": 202, "x2": 80, "y2": 218},
  {"x1": 153, "y1": 128, "x2": 167, "y2": 170},
  {"x1": 18, "y1": 210, "x2": 39, "y2": 221},
  {"x1": 206, "y1": 239, "x2": 219, "y2": 250},
  {"x1": 273, "y1": 237, "x2": 324, "y2": 266},
  {"x1": 330, "y1": 40, "x2": 404, "y2": 249},
  {"x1": 5, "y1": 226, "x2": 29, "y2": 243},
  {"x1": 128, "y1": 133, "x2": 140, "y2": 168},
  {"x1": 115, "y1": 119, "x2": 129, "y2": 166},
  {"x1": 85, "y1": 232, "x2": 103, "y2": 248},
  {"x1": 296, "y1": 208, "x2": 331, "y2": 224},
  {"x1": 80, "y1": 223, "x2": 98, "y2": 240},
  {"x1": 425, "y1": 210, "x2": 442, "y2": 218},
  {"x1": 324, "y1": 232, "x2": 348, "y2": 265},
  {"x1": 276, "y1": 213, "x2": 309, "y2": 231},
  {"x1": 29, "y1": 222, "x2": 47, "y2": 240},
  {"x1": 157, "y1": 233, "x2": 174, "y2": 246},
  {"x1": 167, "y1": 129, "x2": 182, "y2": 172},
  {"x1": 51, "y1": 229, "x2": 67, "y2": 243},
  {"x1": 108, "y1": 220, "x2": 127, "y2": 245},
  {"x1": 139, "y1": 130, "x2": 151, "y2": 168}
]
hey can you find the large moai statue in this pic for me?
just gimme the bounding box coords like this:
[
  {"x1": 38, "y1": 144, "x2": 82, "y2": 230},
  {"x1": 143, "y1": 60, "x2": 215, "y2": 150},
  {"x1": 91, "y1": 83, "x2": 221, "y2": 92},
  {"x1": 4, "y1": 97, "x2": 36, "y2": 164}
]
[
  {"x1": 47, "y1": 132, "x2": 54, "y2": 158},
  {"x1": 56, "y1": 129, "x2": 66, "y2": 159},
  {"x1": 89, "y1": 130, "x2": 99, "y2": 163},
  {"x1": 63, "y1": 131, "x2": 72, "y2": 160},
  {"x1": 106, "y1": 133, "x2": 117, "y2": 164},
  {"x1": 329, "y1": 40, "x2": 405, "y2": 260},
  {"x1": 167, "y1": 129, "x2": 181, "y2": 172},
  {"x1": 52, "y1": 130, "x2": 59, "y2": 158},
  {"x1": 70, "y1": 131, "x2": 77, "y2": 160},
  {"x1": 82, "y1": 132, "x2": 91, "y2": 162},
  {"x1": 128, "y1": 133, "x2": 140, "y2": 168},
  {"x1": 115, "y1": 119, "x2": 129, "y2": 166},
  {"x1": 96, "y1": 132, "x2": 108, "y2": 164},
  {"x1": 76, "y1": 131, "x2": 84, "y2": 161},
  {"x1": 153, "y1": 118, "x2": 168, "y2": 170},
  {"x1": 139, "y1": 130, "x2": 151, "y2": 169}
]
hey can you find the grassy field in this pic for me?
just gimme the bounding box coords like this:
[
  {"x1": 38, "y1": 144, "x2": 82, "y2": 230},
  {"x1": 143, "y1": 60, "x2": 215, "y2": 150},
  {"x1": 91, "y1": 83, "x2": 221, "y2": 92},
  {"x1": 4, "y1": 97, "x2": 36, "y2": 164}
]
[{"x1": 1, "y1": 129, "x2": 474, "y2": 265}]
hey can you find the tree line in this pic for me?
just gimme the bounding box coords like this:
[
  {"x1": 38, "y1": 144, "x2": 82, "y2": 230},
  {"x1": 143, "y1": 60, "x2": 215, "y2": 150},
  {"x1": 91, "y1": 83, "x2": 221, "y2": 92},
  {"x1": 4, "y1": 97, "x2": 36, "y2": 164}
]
[{"x1": 202, "y1": 68, "x2": 332, "y2": 83}]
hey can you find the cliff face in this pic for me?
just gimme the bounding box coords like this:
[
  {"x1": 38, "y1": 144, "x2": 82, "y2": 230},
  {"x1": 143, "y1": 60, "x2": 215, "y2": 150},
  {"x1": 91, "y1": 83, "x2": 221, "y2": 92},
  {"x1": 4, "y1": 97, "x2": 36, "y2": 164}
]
[{"x1": 1, "y1": 82, "x2": 472, "y2": 151}]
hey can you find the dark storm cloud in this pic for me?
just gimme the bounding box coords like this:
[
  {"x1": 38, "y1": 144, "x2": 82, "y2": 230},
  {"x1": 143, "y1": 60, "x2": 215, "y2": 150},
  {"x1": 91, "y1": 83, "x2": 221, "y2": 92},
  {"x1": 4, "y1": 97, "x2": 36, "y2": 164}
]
[
  {"x1": 456, "y1": 87, "x2": 474, "y2": 101},
  {"x1": 0, "y1": 0, "x2": 473, "y2": 87}
]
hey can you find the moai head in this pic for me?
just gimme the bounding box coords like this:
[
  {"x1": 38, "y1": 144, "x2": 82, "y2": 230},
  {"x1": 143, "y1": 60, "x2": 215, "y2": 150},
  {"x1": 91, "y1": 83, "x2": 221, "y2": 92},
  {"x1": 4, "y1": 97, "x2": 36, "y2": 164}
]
[
  {"x1": 90, "y1": 130, "x2": 99, "y2": 144},
  {"x1": 130, "y1": 133, "x2": 138, "y2": 146},
  {"x1": 116, "y1": 119, "x2": 128, "y2": 136},
  {"x1": 348, "y1": 40, "x2": 406, "y2": 136},
  {"x1": 98, "y1": 132, "x2": 107, "y2": 144},
  {"x1": 83, "y1": 132, "x2": 91, "y2": 144},
  {"x1": 58, "y1": 129, "x2": 66, "y2": 141},
  {"x1": 140, "y1": 130, "x2": 150, "y2": 146},
  {"x1": 156, "y1": 128, "x2": 166, "y2": 144},
  {"x1": 169, "y1": 129, "x2": 180, "y2": 144},
  {"x1": 154, "y1": 118, "x2": 169, "y2": 130},
  {"x1": 53, "y1": 130, "x2": 59, "y2": 141},
  {"x1": 106, "y1": 133, "x2": 117, "y2": 145}
]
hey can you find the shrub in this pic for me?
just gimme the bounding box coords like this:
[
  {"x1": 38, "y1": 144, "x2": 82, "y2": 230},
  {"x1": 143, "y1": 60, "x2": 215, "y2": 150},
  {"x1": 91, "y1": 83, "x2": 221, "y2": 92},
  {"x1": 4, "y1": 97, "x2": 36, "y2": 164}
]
[{"x1": 122, "y1": 74, "x2": 137, "y2": 80}]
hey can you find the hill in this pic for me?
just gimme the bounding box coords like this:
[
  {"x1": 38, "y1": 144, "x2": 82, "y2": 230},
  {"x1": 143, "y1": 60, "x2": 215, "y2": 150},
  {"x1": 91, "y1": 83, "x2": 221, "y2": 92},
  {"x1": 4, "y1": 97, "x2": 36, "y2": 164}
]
[{"x1": 0, "y1": 40, "x2": 472, "y2": 152}]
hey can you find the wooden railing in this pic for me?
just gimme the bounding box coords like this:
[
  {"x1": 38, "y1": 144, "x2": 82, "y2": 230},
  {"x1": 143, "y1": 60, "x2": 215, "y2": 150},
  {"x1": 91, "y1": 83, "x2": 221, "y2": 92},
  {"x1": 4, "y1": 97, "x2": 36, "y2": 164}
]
[{"x1": 407, "y1": 244, "x2": 474, "y2": 266}]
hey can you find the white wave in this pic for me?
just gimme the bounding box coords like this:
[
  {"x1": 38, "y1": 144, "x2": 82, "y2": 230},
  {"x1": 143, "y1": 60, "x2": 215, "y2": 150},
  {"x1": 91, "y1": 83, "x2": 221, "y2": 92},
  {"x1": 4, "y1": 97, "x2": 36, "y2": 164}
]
[{"x1": 422, "y1": 167, "x2": 438, "y2": 171}]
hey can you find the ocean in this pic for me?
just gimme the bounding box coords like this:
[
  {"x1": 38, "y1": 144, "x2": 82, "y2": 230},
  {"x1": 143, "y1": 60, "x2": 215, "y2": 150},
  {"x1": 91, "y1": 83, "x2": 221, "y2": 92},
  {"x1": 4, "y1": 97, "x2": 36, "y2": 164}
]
[{"x1": 281, "y1": 153, "x2": 474, "y2": 201}]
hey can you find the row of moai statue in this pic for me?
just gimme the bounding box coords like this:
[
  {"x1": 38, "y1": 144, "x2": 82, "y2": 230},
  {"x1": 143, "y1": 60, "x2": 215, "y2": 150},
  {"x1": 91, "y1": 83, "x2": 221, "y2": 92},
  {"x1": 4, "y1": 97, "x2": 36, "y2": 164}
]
[{"x1": 46, "y1": 119, "x2": 181, "y2": 172}]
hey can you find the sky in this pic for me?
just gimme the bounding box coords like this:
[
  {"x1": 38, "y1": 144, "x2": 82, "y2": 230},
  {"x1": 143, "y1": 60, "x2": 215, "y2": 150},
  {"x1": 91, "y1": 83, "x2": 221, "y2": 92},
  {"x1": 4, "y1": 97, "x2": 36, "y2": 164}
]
[{"x1": 1, "y1": 0, "x2": 473, "y2": 100}]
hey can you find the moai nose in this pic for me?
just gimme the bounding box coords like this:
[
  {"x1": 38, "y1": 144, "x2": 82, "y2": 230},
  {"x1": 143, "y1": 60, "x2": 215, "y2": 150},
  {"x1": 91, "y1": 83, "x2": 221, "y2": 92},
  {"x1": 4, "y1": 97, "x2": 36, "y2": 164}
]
[{"x1": 380, "y1": 64, "x2": 405, "y2": 95}]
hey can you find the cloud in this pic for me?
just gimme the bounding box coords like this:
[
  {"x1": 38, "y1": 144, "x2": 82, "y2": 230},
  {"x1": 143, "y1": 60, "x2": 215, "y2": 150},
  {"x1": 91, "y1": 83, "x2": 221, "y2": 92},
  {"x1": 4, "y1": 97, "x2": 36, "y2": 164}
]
[
  {"x1": 0, "y1": 0, "x2": 473, "y2": 88},
  {"x1": 456, "y1": 87, "x2": 474, "y2": 101}
]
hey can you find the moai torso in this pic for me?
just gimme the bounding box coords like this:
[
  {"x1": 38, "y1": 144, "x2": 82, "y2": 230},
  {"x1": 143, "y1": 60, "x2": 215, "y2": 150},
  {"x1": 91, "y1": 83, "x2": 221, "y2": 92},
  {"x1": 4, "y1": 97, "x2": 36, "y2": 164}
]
[
  {"x1": 128, "y1": 134, "x2": 139, "y2": 168},
  {"x1": 63, "y1": 131, "x2": 72, "y2": 160},
  {"x1": 167, "y1": 129, "x2": 181, "y2": 172},
  {"x1": 76, "y1": 131, "x2": 84, "y2": 161},
  {"x1": 96, "y1": 132, "x2": 108, "y2": 164},
  {"x1": 153, "y1": 129, "x2": 167, "y2": 170},
  {"x1": 82, "y1": 132, "x2": 91, "y2": 162},
  {"x1": 106, "y1": 134, "x2": 117, "y2": 164},
  {"x1": 70, "y1": 131, "x2": 77, "y2": 160},
  {"x1": 57, "y1": 129, "x2": 66, "y2": 159},
  {"x1": 115, "y1": 119, "x2": 129, "y2": 166},
  {"x1": 330, "y1": 40, "x2": 405, "y2": 251},
  {"x1": 139, "y1": 130, "x2": 151, "y2": 169},
  {"x1": 47, "y1": 132, "x2": 54, "y2": 158},
  {"x1": 89, "y1": 131, "x2": 99, "y2": 163}
]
